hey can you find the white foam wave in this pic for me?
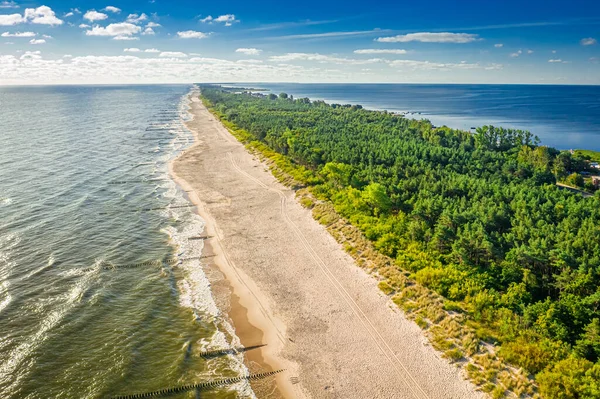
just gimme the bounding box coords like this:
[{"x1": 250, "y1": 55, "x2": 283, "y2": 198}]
[
  {"x1": 160, "y1": 88, "x2": 255, "y2": 396},
  {"x1": 57, "y1": 257, "x2": 103, "y2": 278},
  {"x1": 0, "y1": 280, "x2": 11, "y2": 315},
  {"x1": 0, "y1": 257, "x2": 100, "y2": 390},
  {"x1": 0, "y1": 233, "x2": 19, "y2": 316},
  {"x1": 20, "y1": 252, "x2": 57, "y2": 281}
]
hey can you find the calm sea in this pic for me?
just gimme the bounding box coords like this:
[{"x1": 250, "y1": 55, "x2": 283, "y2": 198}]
[
  {"x1": 0, "y1": 85, "x2": 253, "y2": 398},
  {"x1": 243, "y1": 83, "x2": 600, "y2": 151}
]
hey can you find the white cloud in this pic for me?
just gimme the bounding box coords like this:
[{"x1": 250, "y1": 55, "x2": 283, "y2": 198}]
[
  {"x1": 79, "y1": 23, "x2": 90, "y2": 28},
  {"x1": 177, "y1": 30, "x2": 209, "y2": 39},
  {"x1": 269, "y1": 52, "x2": 382, "y2": 65},
  {"x1": 63, "y1": 54, "x2": 72, "y2": 58},
  {"x1": 104, "y1": 6, "x2": 121, "y2": 13},
  {"x1": 144, "y1": 48, "x2": 159, "y2": 53},
  {"x1": 146, "y1": 22, "x2": 160, "y2": 28},
  {"x1": 387, "y1": 59, "x2": 482, "y2": 70},
  {"x1": 510, "y1": 50, "x2": 522, "y2": 58},
  {"x1": 215, "y1": 14, "x2": 237, "y2": 26},
  {"x1": 113, "y1": 35, "x2": 138, "y2": 41},
  {"x1": 29, "y1": 38, "x2": 44, "y2": 44},
  {"x1": 142, "y1": 27, "x2": 154, "y2": 35},
  {"x1": 24, "y1": 6, "x2": 63, "y2": 25},
  {"x1": 0, "y1": 1, "x2": 18, "y2": 9},
  {"x1": 354, "y1": 49, "x2": 407, "y2": 54},
  {"x1": 65, "y1": 8, "x2": 80, "y2": 17},
  {"x1": 581, "y1": 37, "x2": 597, "y2": 46},
  {"x1": 484, "y1": 63, "x2": 503, "y2": 70},
  {"x1": 86, "y1": 23, "x2": 141, "y2": 37},
  {"x1": 527, "y1": 49, "x2": 534, "y2": 54},
  {"x1": 214, "y1": 14, "x2": 235, "y2": 22},
  {"x1": 0, "y1": 51, "x2": 510, "y2": 86},
  {"x1": 200, "y1": 14, "x2": 237, "y2": 26},
  {"x1": 20, "y1": 50, "x2": 41, "y2": 59},
  {"x1": 123, "y1": 48, "x2": 140, "y2": 52},
  {"x1": 159, "y1": 51, "x2": 187, "y2": 58},
  {"x1": 494, "y1": 43, "x2": 503, "y2": 48},
  {"x1": 376, "y1": 32, "x2": 479, "y2": 43},
  {"x1": 84, "y1": 10, "x2": 108, "y2": 22},
  {"x1": 548, "y1": 59, "x2": 563, "y2": 63},
  {"x1": 126, "y1": 13, "x2": 147, "y2": 24},
  {"x1": 0, "y1": 53, "x2": 335, "y2": 85},
  {"x1": 0, "y1": 5, "x2": 62, "y2": 26},
  {"x1": 1, "y1": 31, "x2": 35, "y2": 37},
  {"x1": 236, "y1": 48, "x2": 262, "y2": 55},
  {"x1": 237, "y1": 59, "x2": 263, "y2": 64},
  {"x1": 275, "y1": 29, "x2": 389, "y2": 41},
  {"x1": 0, "y1": 13, "x2": 24, "y2": 25},
  {"x1": 42, "y1": 34, "x2": 51, "y2": 38}
]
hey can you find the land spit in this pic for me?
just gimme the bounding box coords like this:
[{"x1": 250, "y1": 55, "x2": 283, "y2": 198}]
[{"x1": 170, "y1": 96, "x2": 484, "y2": 399}]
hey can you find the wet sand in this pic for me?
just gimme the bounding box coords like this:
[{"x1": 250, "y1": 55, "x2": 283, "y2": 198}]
[{"x1": 170, "y1": 96, "x2": 484, "y2": 399}]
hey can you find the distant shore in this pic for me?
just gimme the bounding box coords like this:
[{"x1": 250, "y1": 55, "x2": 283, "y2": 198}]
[
  {"x1": 243, "y1": 83, "x2": 600, "y2": 152},
  {"x1": 170, "y1": 94, "x2": 484, "y2": 398}
]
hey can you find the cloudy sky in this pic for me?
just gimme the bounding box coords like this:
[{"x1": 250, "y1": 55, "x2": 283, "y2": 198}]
[{"x1": 0, "y1": 0, "x2": 599, "y2": 85}]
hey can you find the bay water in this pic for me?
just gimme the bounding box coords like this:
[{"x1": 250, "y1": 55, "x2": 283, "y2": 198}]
[{"x1": 248, "y1": 83, "x2": 600, "y2": 151}]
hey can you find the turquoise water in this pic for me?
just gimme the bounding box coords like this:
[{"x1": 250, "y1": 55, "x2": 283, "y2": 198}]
[
  {"x1": 0, "y1": 86, "x2": 252, "y2": 398},
  {"x1": 244, "y1": 83, "x2": 600, "y2": 151}
]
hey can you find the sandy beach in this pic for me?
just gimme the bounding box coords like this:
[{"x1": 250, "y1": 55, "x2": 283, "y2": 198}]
[{"x1": 170, "y1": 95, "x2": 485, "y2": 399}]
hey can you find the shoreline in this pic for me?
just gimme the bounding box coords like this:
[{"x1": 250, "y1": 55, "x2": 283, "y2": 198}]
[
  {"x1": 243, "y1": 84, "x2": 600, "y2": 152},
  {"x1": 169, "y1": 95, "x2": 296, "y2": 398},
  {"x1": 170, "y1": 93, "x2": 483, "y2": 398}
]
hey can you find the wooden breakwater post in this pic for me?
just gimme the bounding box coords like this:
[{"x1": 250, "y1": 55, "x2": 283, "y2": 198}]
[{"x1": 110, "y1": 369, "x2": 285, "y2": 399}]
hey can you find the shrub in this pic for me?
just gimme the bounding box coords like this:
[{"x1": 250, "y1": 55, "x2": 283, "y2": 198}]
[
  {"x1": 498, "y1": 336, "x2": 569, "y2": 374},
  {"x1": 537, "y1": 357, "x2": 600, "y2": 399}
]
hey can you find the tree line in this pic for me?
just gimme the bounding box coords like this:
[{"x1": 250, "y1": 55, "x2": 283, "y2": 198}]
[{"x1": 202, "y1": 86, "x2": 600, "y2": 398}]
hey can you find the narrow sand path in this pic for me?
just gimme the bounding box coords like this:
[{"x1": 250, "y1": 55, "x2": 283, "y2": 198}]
[{"x1": 171, "y1": 97, "x2": 484, "y2": 399}]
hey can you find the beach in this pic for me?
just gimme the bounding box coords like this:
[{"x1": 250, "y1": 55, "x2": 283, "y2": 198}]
[{"x1": 170, "y1": 95, "x2": 485, "y2": 398}]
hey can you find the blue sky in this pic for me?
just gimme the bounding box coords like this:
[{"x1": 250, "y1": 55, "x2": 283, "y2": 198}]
[{"x1": 0, "y1": 0, "x2": 599, "y2": 84}]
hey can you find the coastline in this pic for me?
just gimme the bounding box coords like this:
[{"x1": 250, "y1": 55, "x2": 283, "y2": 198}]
[
  {"x1": 169, "y1": 96, "x2": 297, "y2": 398},
  {"x1": 170, "y1": 94, "x2": 484, "y2": 398},
  {"x1": 245, "y1": 83, "x2": 600, "y2": 152}
]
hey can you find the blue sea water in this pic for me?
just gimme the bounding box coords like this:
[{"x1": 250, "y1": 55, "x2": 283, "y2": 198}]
[
  {"x1": 244, "y1": 83, "x2": 600, "y2": 152},
  {"x1": 0, "y1": 85, "x2": 252, "y2": 398}
]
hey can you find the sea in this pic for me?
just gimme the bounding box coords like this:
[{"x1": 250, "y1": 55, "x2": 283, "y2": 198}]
[
  {"x1": 1, "y1": 83, "x2": 600, "y2": 399},
  {"x1": 244, "y1": 83, "x2": 600, "y2": 152},
  {"x1": 0, "y1": 85, "x2": 253, "y2": 399}
]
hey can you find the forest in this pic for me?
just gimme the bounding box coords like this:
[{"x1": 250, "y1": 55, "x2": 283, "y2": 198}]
[{"x1": 201, "y1": 87, "x2": 600, "y2": 398}]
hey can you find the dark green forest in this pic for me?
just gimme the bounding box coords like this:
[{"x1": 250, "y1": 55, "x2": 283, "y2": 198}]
[{"x1": 201, "y1": 87, "x2": 600, "y2": 398}]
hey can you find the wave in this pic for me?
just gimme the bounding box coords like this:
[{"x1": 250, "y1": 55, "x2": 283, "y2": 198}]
[
  {"x1": 162, "y1": 88, "x2": 255, "y2": 396},
  {"x1": 0, "y1": 233, "x2": 20, "y2": 316},
  {"x1": 0, "y1": 85, "x2": 254, "y2": 398},
  {"x1": 0, "y1": 257, "x2": 101, "y2": 392}
]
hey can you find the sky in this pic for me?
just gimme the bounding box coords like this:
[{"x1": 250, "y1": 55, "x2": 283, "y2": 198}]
[{"x1": 0, "y1": 0, "x2": 599, "y2": 85}]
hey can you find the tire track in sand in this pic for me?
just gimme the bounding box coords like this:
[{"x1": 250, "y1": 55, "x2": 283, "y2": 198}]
[{"x1": 226, "y1": 151, "x2": 430, "y2": 399}]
